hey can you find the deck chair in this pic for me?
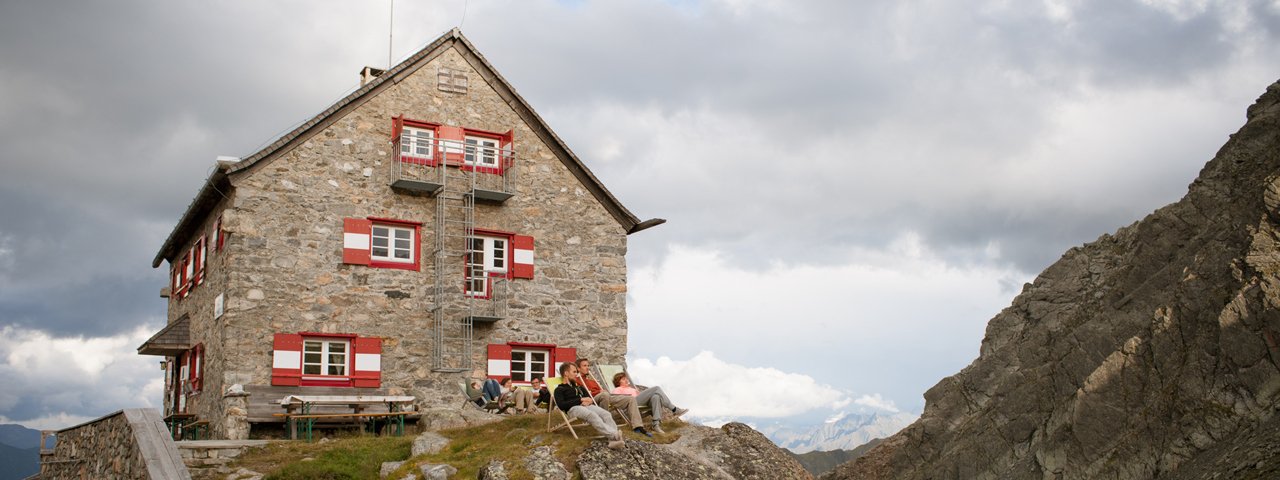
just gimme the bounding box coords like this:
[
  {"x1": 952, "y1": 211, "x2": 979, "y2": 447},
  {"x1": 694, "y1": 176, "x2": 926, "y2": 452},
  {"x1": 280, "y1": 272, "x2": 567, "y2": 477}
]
[
  {"x1": 593, "y1": 364, "x2": 645, "y2": 425},
  {"x1": 598, "y1": 364, "x2": 653, "y2": 421},
  {"x1": 545, "y1": 377, "x2": 590, "y2": 438},
  {"x1": 460, "y1": 380, "x2": 501, "y2": 412}
]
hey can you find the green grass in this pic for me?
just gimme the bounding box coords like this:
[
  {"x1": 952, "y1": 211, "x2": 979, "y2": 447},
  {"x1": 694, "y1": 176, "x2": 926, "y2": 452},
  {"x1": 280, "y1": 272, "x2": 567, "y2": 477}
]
[
  {"x1": 223, "y1": 414, "x2": 688, "y2": 480},
  {"x1": 219, "y1": 435, "x2": 412, "y2": 480}
]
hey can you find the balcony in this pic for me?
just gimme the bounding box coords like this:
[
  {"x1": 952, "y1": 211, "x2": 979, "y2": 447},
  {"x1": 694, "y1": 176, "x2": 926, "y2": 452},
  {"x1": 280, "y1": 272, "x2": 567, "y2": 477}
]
[{"x1": 390, "y1": 135, "x2": 514, "y2": 203}]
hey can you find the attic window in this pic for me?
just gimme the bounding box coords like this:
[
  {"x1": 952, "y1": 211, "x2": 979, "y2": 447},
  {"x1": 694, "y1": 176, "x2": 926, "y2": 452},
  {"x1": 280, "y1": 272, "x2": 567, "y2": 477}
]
[{"x1": 438, "y1": 67, "x2": 468, "y2": 94}]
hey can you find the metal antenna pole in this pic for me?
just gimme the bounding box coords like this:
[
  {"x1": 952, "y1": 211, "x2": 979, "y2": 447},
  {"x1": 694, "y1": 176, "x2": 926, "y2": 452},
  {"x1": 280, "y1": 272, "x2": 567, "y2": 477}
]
[{"x1": 388, "y1": 0, "x2": 394, "y2": 69}]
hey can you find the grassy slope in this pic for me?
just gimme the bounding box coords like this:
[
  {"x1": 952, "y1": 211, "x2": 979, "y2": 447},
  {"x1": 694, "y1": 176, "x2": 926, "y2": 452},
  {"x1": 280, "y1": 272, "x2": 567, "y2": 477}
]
[{"x1": 219, "y1": 414, "x2": 689, "y2": 480}]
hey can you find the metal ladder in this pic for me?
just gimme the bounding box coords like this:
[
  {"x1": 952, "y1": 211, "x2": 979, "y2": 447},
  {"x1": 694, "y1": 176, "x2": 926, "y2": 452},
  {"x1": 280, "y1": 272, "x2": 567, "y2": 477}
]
[{"x1": 431, "y1": 141, "x2": 478, "y2": 372}]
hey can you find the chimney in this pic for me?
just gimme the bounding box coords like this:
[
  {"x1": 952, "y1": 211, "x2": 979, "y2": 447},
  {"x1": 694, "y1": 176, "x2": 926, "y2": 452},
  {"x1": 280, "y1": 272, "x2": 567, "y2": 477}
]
[{"x1": 360, "y1": 66, "x2": 386, "y2": 87}]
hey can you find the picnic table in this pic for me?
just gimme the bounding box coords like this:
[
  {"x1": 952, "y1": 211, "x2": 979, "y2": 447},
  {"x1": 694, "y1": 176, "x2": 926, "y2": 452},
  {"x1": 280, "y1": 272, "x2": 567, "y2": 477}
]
[
  {"x1": 162, "y1": 413, "x2": 196, "y2": 440},
  {"x1": 276, "y1": 395, "x2": 416, "y2": 441}
]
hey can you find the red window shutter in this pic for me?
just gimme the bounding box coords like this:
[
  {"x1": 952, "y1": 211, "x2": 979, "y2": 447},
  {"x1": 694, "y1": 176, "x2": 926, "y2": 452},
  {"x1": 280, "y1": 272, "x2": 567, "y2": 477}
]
[
  {"x1": 195, "y1": 237, "x2": 206, "y2": 285},
  {"x1": 342, "y1": 218, "x2": 372, "y2": 265},
  {"x1": 552, "y1": 347, "x2": 576, "y2": 379},
  {"x1": 499, "y1": 129, "x2": 514, "y2": 172},
  {"x1": 438, "y1": 126, "x2": 466, "y2": 165},
  {"x1": 486, "y1": 344, "x2": 512, "y2": 380},
  {"x1": 271, "y1": 333, "x2": 303, "y2": 386},
  {"x1": 351, "y1": 336, "x2": 383, "y2": 388},
  {"x1": 191, "y1": 344, "x2": 204, "y2": 392},
  {"x1": 215, "y1": 214, "x2": 225, "y2": 251},
  {"x1": 511, "y1": 235, "x2": 534, "y2": 279}
]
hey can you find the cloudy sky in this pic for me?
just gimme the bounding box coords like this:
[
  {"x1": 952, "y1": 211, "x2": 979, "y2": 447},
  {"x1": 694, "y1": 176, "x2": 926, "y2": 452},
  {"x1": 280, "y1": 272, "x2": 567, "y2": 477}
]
[{"x1": 1, "y1": 0, "x2": 1278, "y2": 431}]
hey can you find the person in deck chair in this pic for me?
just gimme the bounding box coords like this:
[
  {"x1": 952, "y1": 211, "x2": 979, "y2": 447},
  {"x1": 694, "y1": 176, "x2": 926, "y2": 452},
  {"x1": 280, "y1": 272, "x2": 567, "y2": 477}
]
[
  {"x1": 513, "y1": 376, "x2": 549, "y2": 414},
  {"x1": 611, "y1": 372, "x2": 689, "y2": 434},
  {"x1": 575, "y1": 358, "x2": 650, "y2": 437},
  {"x1": 556, "y1": 363, "x2": 624, "y2": 449}
]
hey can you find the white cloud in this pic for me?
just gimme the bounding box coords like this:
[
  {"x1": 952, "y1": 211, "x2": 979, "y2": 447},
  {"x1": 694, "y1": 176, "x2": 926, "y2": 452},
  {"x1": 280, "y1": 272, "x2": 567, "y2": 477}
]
[
  {"x1": 627, "y1": 241, "x2": 1028, "y2": 412},
  {"x1": 0, "y1": 325, "x2": 162, "y2": 428},
  {"x1": 853, "y1": 394, "x2": 900, "y2": 413},
  {"x1": 629, "y1": 351, "x2": 850, "y2": 419}
]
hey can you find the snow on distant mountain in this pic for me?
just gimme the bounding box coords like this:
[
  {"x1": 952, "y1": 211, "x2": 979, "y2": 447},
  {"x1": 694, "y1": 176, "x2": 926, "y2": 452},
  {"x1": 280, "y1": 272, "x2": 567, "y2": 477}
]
[{"x1": 760, "y1": 411, "x2": 918, "y2": 454}]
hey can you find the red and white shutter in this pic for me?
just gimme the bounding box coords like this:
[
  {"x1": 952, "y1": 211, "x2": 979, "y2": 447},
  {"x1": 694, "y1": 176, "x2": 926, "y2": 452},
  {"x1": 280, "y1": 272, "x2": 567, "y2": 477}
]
[
  {"x1": 438, "y1": 126, "x2": 466, "y2": 165},
  {"x1": 215, "y1": 213, "x2": 225, "y2": 251},
  {"x1": 191, "y1": 344, "x2": 204, "y2": 392},
  {"x1": 351, "y1": 336, "x2": 383, "y2": 388},
  {"x1": 499, "y1": 129, "x2": 514, "y2": 172},
  {"x1": 487, "y1": 344, "x2": 512, "y2": 380},
  {"x1": 552, "y1": 347, "x2": 576, "y2": 379},
  {"x1": 342, "y1": 218, "x2": 372, "y2": 265},
  {"x1": 196, "y1": 236, "x2": 206, "y2": 285},
  {"x1": 391, "y1": 115, "x2": 404, "y2": 162},
  {"x1": 271, "y1": 333, "x2": 303, "y2": 386},
  {"x1": 511, "y1": 235, "x2": 535, "y2": 279}
]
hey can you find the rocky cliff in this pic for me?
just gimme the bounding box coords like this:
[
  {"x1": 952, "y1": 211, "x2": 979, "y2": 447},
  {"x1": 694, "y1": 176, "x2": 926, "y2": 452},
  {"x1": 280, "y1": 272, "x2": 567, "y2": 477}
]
[{"x1": 829, "y1": 80, "x2": 1280, "y2": 479}]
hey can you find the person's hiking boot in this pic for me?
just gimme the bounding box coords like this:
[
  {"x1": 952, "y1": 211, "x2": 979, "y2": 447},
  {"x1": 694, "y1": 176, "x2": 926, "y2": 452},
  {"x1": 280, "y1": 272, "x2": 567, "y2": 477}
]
[
  {"x1": 608, "y1": 433, "x2": 625, "y2": 449},
  {"x1": 633, "y1": 426, "x2": 652, "y2": 438},
  {"x1": 672, "y1": 407, "x2": 689, "y2": 418},
  {"x1": 651, "y1": 423, "x2": 665, "y2": 434}
]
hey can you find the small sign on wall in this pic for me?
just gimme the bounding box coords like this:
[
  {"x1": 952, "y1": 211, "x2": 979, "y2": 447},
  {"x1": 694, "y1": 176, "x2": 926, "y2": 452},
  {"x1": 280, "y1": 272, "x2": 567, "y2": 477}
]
[{"x1": 214, "y1": 293, "x2": 225, "y2": 319}]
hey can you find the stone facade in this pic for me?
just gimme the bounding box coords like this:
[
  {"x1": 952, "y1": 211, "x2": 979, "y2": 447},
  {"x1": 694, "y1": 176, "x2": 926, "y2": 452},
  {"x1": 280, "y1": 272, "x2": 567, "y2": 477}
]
[
  {"x1": 41, "y1": 409, "x2": 190, "y2": 480},
  {"x1": 144, "y1": 30, "x2": 654, "y2": 439}
]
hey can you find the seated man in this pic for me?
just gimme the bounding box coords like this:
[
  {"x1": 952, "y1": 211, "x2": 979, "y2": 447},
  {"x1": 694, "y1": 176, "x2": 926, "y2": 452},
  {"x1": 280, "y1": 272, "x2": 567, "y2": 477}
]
[
  {"x1": 555, "y1": 363, "x2": 623, "y2": 449},
  {"x1": 513, "y1": 376, "x2": 548, "y2": 413},
  {"x1": 575, "y1": 358, "x2": 650, "y2": 437},
  {"x1": 611, "y1": 372, "x2": 688, "y2": 434}
]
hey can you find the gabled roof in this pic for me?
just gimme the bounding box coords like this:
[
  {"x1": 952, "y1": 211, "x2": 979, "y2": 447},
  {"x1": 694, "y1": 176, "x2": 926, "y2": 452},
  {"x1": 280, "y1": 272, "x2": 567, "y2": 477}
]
[{"x1": 153, "y1": 28, "x2": 663, "y2": 268}]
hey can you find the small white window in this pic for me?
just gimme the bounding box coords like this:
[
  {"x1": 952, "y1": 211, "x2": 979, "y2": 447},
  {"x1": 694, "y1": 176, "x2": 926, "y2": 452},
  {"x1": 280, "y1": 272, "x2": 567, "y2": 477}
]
[
  {"x1": 510, "y1": 349, "x2": 548, "y2": 382},
  {"x1": 371, "y1": 225, "x2": 414, "y2": 263},
  {"x1": 464, "y1": 136, "x2": 499, "y2": 167},
  {"x1": 401, "y1": 126, "x2": 434, "y2": 159},
  {"x1": 466, "y1": 235, "x2": 508, "y2": 296},
  {"x1": 303, "y1": 339, "x2": 349, "y2": 377}
]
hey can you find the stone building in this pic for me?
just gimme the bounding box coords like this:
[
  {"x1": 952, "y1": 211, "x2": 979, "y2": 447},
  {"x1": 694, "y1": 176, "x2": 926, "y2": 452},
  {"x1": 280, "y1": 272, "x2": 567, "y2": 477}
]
[{"x1": 136, "y1": 28, "x2": 662, "y2": 439}]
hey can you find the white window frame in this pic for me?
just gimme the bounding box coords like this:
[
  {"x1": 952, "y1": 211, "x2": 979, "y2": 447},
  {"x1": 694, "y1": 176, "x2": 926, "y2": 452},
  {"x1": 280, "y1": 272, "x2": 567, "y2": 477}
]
[
  {"x1": 509, "y1": 348, "x2": 549, "y2": 383},
  {"x1": 302, "y1": 338, "x2": 350, "y2": 377},
  {"x1": 466, "y1": 235, "x2": 508, "y2": 296},
  {"x1": 464, "y1": 135, "x2": 500, "y2": 167},
  {"x1": 400, "y1": 126, "x2": 434, "y2": 159},
  {"x1": 371, "y1": 224, "x2": 415, "y2": 264}
]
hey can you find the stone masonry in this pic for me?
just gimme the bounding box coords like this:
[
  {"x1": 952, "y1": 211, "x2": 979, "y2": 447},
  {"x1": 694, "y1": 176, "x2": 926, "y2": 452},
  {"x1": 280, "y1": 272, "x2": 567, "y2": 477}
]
[
  {"x1": 147, "y1": 29, "x2": 654, "y2": 439},
  {"x1": 40, "y1": 409, "x2": 190, "y2": 480}
]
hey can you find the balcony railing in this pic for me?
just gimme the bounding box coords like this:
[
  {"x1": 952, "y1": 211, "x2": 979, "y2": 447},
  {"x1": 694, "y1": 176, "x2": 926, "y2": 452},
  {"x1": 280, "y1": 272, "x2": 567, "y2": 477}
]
[{"x1": 390, "y1": 135, "x2": 514, "y2": 203}]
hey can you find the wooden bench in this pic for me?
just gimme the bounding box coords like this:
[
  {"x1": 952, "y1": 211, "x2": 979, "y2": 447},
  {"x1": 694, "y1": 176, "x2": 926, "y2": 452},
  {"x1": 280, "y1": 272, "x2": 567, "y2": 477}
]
[
  {"x1": 273, "y1": 412, "x2": 410, "y2": 441},
  {"x1": 180, "y1": 419, "x2": 210, "y2": 440},
  {"x1": 244, "y1": 385, "x2": 398, "y2": 422}
]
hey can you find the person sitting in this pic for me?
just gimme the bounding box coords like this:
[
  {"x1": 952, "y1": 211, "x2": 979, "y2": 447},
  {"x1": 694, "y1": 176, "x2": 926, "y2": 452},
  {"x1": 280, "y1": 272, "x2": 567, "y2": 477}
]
[
  {"x1": 513, "y1": 376, "x2": 548, "y2": 413},
  {"x1": 575, "y1": 358, "x2": 650, "y2": 437},
  {"x1": 611, "y1": 372, "x2": 689, "y2": 434},
  {"x1": 481, "y1": 377, "x2": 515, "y2": 413},
  {"x1": 555, "y1": 363, "x2": 623, "y2": 449}
]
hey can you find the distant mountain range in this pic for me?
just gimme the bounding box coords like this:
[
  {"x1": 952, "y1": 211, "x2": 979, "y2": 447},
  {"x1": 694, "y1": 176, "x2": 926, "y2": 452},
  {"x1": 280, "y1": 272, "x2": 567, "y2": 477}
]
[
  {"x1": 759, "y1": 411, "x2": 916, "y2": 454},
  {"x1": 0, "y1": 424, "x2": 44, "y2": 480},
  {"x1": 789, "y1": 437, "x2": 884, "y2": 477}
]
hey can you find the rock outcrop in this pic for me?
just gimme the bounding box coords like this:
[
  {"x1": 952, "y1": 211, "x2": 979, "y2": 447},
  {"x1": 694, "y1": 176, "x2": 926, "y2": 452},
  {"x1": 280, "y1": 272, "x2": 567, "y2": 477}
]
[
  {"x1": 471, "y1": 422, "x2": 810, "y2": 480},
  {"x1": 830, "y1": 80, "x2": 1280, "y2": 479}
]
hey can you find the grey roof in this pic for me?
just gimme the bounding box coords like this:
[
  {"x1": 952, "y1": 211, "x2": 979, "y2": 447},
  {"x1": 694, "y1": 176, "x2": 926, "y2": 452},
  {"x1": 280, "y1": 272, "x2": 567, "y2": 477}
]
[
  {"x1": 152, "y1": 28, "x2": 663, "y2": 268},
  {"x1": 136, "y1": 315, "x2": 190, "y2": 356}
]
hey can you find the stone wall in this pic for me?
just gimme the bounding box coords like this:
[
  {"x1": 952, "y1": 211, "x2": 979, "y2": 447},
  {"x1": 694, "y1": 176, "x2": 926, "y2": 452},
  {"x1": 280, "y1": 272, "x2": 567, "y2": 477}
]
[
  {"x1": 40, "y1": 408, "x2": 190, "y2": 480},
  {"x1": 196, "y1": 44, "x2": 629, "y2": 431}
]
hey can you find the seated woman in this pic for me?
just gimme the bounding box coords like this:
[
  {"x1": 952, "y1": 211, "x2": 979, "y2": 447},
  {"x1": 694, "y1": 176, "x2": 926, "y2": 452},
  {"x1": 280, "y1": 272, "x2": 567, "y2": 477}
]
[
  {"x1": 513, "y1": 376, "x2": 549, "y2": 414},
  {"x1": 611, "y1": 372, "x2": 688, "y2": 434},
  {"x1": 555, "y1": 363, "x2": 624, "y2": 449},
  {"x1": 481, "y1": 377, "x2": 516, "y2": 413}
]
